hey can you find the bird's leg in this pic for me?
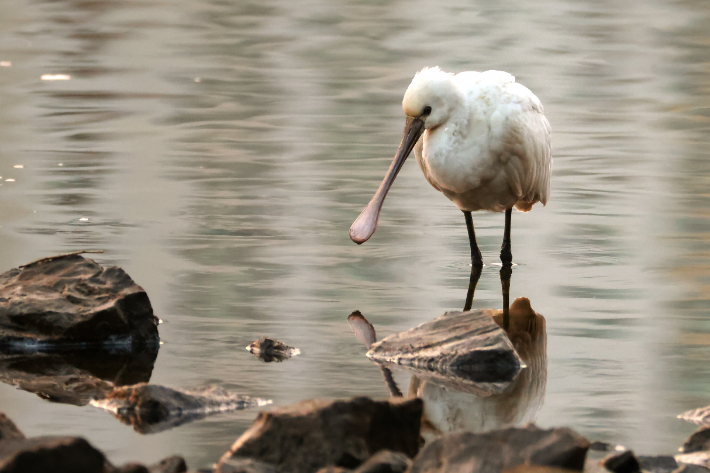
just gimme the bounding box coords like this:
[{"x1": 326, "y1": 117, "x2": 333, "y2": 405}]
[
  {"x1": 463, "y1": 264, "x2": 483, "y2": 312},
  {"x1": 500, "y1": 264, "x2": 512, "y2": 331},
  {"x1": 463, "y1": 211, "x2": 483, "y2": 268},
  {"x1": 500, "y1": 208, "x2": 513, "y2": 266}
]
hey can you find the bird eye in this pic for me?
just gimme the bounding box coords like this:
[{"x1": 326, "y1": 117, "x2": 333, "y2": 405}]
[{"x1": 422, "y1": 106, "x2": 432, "y2": 116}]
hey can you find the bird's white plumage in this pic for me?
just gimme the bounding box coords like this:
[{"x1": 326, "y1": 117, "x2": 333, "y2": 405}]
[{"x1": 406, "y1": 67, "x2": 551, "y2": 213}]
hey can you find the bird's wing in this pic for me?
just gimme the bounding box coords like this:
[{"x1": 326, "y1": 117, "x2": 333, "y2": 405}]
[{"x1": 488, "y1": 82, "x2": 551, "y2": 208}]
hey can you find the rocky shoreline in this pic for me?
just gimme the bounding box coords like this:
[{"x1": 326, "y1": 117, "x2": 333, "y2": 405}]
[{"x1": 2, "y1": 254, "x2": 710, "y2": 472}]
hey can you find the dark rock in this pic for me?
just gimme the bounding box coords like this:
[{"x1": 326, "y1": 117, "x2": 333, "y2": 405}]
[
  {"x1": 366, "y1": 309, "x2": 522, "y2": 395},
  {"x1": 602, "y1": 450, "x2": 640, "y2": 473},
  {"x1": 637, "y1": 456, "x2": 678, "y2": 473},
  {"x1": 0, "y1": 254, "x2": 158, "y2": 349},
  {"x1": 0, "y1": 414, "x2": 23, "y2": 441},
  {"x1": 682, "y1": 427, "x2": 710, "y2": 454},
  {"x1": 589, "y1": 441, "x2": 613, "y2": 452},
  {"x1": 673, "y1": 465, "x2": 710, "y2": 473},
  {"x1": 408, "y1": 424, "x2": 589, "y2": 473},
  {"x1": 352, "y1": 450, "x2": 411, "y2": 473},
  {"x1": 94, "y1": 383, "x2": 270, "y2": 434},
  {"x1": 247, "y1": 337, "x2": 299, "y2": 363},
  {"x1": 216, "y1": 458, "x2": 282, "y2": 473},
  {"x1": 218, "y1": 397, "x2": 423, "y2": 473},
  {"x1": 0, "y1": 436, "x2": 106, "y2": 473},
  {"x1": 148, "y1": 455, "x2": 187, "y2": 473},
  {"x1": 0, "y1": 348, "x2": 156, "y2": 406}
]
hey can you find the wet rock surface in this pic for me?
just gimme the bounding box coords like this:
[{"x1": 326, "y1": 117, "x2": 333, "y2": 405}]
[
  {"x1": 0, "y1": 348, "x2": 156, "y2": 406},
  {"x1": 682, "y1": 427, "x2": 710, "y2": 454},
  {"x1": 0, "y1": 254, "x2": 158, "y2": 348},
  {"x1": 0, "y1": 435, "x2": 107, "y2": 473},
  {"x1": 407, "y1": 424, "x2": 589, "y2": 473},
  {"x1": 247, "y1": 337, "x2": 300, "y2": 363},
  {"x1": 93, "y1": 383, "x2": 271, "y2": 434},
  {"x1": 603, "y1": 450, "x2": 640, "y2": 473},
  {"x1": 366, "y1": 309, "x2": 523, "y2": 395},
  {"x1": 218, "y1": 396, "x2": 423, "y2": 473}
]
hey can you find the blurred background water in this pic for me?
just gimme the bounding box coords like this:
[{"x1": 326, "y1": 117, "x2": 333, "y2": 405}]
[{"x1": 1, "y1": 0, "x2": 710, "y2": 469}]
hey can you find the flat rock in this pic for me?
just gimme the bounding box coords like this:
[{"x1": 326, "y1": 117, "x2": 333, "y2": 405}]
[
  {"x1": 247, "y1": 337, "x2": 300, "y2": 363},
  {"x1": 0, "y1": 436, "x2": 106, "y2": 473},
  {"x1": 408, "y1": 424, "x2": 589, "y2": 473},
  {"x1": 682, "y1": 427, "x2": 710, "y2": 454},
  {"x1": 93, "y1": 383, "x2": 271, "y2": 434},
  {"x1": 366, "y1": 309, "x2": 523, "y2": 395},
  {"x1": 0, "y1": 349, "x2": 156, "y2": 406},
  {"x1": 0, "y1": 414, "x2": 23, "y2": 441},
  {"x1": 0, "y1": 254, "x2": 158, "y2": 349},
  {"x1": 218, "y1": 396, "x2": 423, "y2": 473}
]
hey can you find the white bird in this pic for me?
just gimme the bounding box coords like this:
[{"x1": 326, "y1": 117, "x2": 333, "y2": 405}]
[{"x1": 349, "y1": 67, "x2": 551, "y2": 266}]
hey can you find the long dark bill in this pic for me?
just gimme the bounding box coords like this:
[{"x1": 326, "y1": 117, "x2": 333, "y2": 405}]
[{"x1": 349, "y1": 116, "x2": 425, "y2": 244}]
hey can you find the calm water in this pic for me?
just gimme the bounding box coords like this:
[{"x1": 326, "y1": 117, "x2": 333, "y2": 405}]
[{"x1": 1, "y1": 0, "x2": 710, "y2": 468}]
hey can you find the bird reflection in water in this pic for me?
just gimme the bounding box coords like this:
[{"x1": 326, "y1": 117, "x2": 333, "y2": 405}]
[
  {"x1": 349, "y1": 266, "x2": 547, "y2": 440},
  {"x1": 412, "y1": 267, "x2": 547, "y2": 439}
]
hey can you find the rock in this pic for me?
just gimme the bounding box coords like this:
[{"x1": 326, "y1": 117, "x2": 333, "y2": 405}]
[
  {"x1": 682, "y1": 427, "x2": 710, "y2": 454},
  {"x1": 0, "y1": 254, "x2": 158, "y2": 349},
  {"x1": 315, "y1": 468, "x2": 348, "y2": 473},
  {"x1": 0, "y1": 414, "x2": 23, "y2": 441},
  {"x1": 216, "y1": 458, "x2": 282, "y2": 473},
  {"x1": 637, "y1": 456, "x2": 679, "y2": 473},
  {"x1": 602, "y1": 450, "x2": 640, "y2": 473},
  {"x1": 93, "y1": 383, "x2": 271, "y2": 434},
  {"x1": 676, "y1": 453, "x2": 710, "y2": 469},
  {"x1": 366, "y1": 309, "x2": 522, "y2": 395},
  {"x1": 673, "y1": 465, "x2": 710, "y2": 473},
  {"x1": 218, "y1": 397, "x2": 423, "y2": 473},
  {"x1": 352, "y1": 450, "x2": 411, "y2": 473},
  {"x1": 408, "y1": 424, "x2": 589, "y2": 473},
  {"x1": 247, "y1": 337, "x2": 300, "y2": 363},
  {"x1": 114, "y1": 464, "x2": 150, "y2": 473},
  {"x1": 148, "y1": 455, "x2": 187, "y2": 473},
  {"x1": 679, "y1": 407, "x2": 710, "y2": 427},
  {"x1": 0, "y1": 348, "x2": 156, "y2": 406},
  {"x1": 0, "y1": 436, "x2": 106, "y2": 473}
]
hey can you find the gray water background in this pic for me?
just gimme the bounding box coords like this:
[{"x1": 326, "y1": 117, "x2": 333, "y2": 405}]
[{"x1": 1, "y1": 0, "x2": 710, "y2": 469}]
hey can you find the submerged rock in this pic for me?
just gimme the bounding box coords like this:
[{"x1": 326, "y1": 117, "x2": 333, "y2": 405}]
[
  {"x1": 92, "y1": 383, "x2": 272, "y2": 434},
  {"x1": 218, "y1": 396, "x2": 423, "y2": 473},
  {"x1": 247, "y1": 337, "x2": 300, "y2": 363},
  {"x1": 366, "y1": 309, "x2": 523, "y2": 396},
  {"x1": 408, "y1": 424, "x2": 589, "y2": 473},
  {"x1": 0, "y1": 348, "x2": 156, "y2": 406},
  {"x1": 0, "y1": 254, "x2": 158, "y2": 349}
]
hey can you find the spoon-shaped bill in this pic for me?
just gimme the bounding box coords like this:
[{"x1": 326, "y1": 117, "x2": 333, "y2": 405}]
[{"x1": 349, "y1": 116, "x2": 425, "y2": 244}]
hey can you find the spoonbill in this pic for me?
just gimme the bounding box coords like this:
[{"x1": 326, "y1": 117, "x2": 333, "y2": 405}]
[{"x1": 349, "y1": 67, "x2": 551, "y2": 267}]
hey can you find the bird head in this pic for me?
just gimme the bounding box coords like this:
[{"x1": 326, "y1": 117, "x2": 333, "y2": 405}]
[
  {"x1": 349, "y1": 67, "x2": 459, "y2": 245},
  {"x1": 402, "y1": 67, "x2": 459, "y2": 129}
]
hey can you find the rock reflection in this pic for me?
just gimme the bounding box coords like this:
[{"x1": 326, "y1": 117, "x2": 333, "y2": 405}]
[
  {"x1": 0, "y1": 348, "x2": 157, "y2": 406},
  {"x1": 351, "y1": 267, "x2": 547, "y2": 439}
]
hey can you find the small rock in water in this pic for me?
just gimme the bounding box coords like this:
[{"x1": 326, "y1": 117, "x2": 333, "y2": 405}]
[
  {"x1": 602, "y1": 450, "x2": 640, "y2": 473},
  {"x1": 679, "y1": 406, "x2": 710, "y2": 427},
  {"x1": 247, "y1": 336, "x2": 300, "y2": 363},
  {"x1": 0, "y1": 253, "x2": 158, "y2": 349},
  {"x1": 0, "y1": 413, "x2": 24, "y2": 441},
  {"x1": 682, "y1": 427, "x2": 710, "y2": 454},
  {"x1": 92, "y1": 383, "x2": 272, "y2": 434},
  {"x1": 217, "y1": 396, "x2": 423, "y2": 473}
]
